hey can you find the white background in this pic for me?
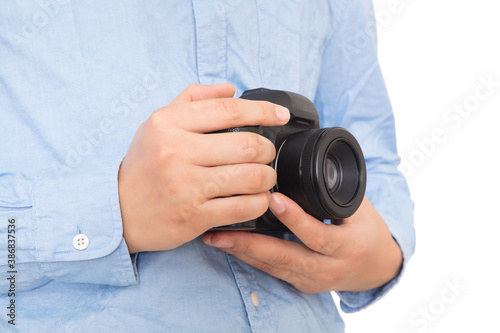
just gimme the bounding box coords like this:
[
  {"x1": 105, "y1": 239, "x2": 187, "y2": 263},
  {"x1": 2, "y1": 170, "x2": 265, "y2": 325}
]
[{"x1": 340, "y1": 0, "x2": 500, "y2": 332}]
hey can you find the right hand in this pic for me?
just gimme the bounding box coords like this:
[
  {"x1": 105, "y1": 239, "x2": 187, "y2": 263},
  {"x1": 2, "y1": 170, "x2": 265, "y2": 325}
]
[{"x1": 118, "y1": 83, "x2": 290, "y2": 253}]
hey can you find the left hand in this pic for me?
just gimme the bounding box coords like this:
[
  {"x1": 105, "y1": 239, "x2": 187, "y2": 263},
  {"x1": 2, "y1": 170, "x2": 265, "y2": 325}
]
[{"x1": 202, "y1": 193, "x2": 402, "y2": 294}]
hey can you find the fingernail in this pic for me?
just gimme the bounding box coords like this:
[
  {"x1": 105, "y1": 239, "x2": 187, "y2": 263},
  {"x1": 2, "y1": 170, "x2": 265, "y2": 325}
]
[
  {"x1": 275, "y1": 106, "x2": 290, "y2": 123},
  {"x1": 269, "y1": 194, "x2": 286, "y2": 215},
  {"x1": 202, "y1": 232, "x2": 213, "y2": 245},
  {"x1": 212, "y1": 238, "x2": 233, "y2": 248}
]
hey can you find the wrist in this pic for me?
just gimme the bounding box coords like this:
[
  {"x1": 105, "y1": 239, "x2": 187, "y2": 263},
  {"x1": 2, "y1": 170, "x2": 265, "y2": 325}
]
[{"x1": 382, "y1": 236, "x2": 403, "y2": 284}]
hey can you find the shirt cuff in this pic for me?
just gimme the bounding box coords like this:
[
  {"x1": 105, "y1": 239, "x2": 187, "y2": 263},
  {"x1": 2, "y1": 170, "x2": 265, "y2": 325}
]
[
  {"x1": 40, "y1": 238, "x2": 138, "y2": 286},
  {"x1": 31, "y1": 161, "x2": 138, "y2": 286}
]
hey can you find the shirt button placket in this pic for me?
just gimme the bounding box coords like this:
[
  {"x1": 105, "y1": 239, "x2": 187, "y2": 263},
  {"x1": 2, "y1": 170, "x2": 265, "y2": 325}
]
[
  {"x1": 226, "y1": 254, "x2": 275, "y2": 332},
  {"x1": 191, "y1": 0, "x2": 227, "y2": 84}
]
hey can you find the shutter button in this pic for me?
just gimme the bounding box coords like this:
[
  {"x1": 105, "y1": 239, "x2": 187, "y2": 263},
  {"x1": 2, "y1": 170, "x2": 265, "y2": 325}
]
[{"x1": 73, "y1": 234, "x2": 89, "y2": 250}]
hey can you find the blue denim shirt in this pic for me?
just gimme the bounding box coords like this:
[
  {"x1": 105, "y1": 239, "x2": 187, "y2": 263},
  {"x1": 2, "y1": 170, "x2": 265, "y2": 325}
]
[{"x1": 0, "y1": 0, "x2": 415, "y2": 331}]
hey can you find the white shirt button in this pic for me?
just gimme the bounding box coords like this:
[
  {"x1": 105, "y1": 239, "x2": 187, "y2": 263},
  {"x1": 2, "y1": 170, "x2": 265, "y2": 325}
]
[
  {"x1": 251, "y1": 292, "x2": 259, "y2": 307},
  {"x1": 73, "y1": 234, "x2": 89, "y2": 250}
]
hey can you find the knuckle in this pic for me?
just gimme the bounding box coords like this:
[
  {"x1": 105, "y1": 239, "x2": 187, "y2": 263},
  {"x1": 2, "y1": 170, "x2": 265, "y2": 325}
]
[
  {"x1": 257, "y1": 261, "x2": 275, "y2": 274},
  {"x1": 219, "y1": 99, "x2": 242, "y2": 123},
  {"x1": 282, "y1": 272, "x2": 305, "y2": 292},
  {"x1": 301, "y1": 256, "x2": 320, "y2": 274},
  {"x1": 311, "y1": 235, "x2": 330, "y2": 253},
  {"x1": 147, "y1": 111, "x2": 165, "y2": 130},
  {"x1": 148, "y1": 108, "x2": 180, "y2": 132},
  {"x1": 231, "y1": 195, "x2": 268, "y2": 221},
  {"x1": 258, "y1": 101, "x2": 275, "y2": 123},
  {"x1": 270, "y1": 253, "x2": 292, "y2": 268},
  {"x1": 187, "y1": 83, "x2": 201, "y2": 91},
  {"x1": 237, "y1": 241, "x2": 252, "y2": 255},
  {"x1": 146, "y1": 130, "x2": 185, "y2": 166},
  {"x1": 247, "y1": 166, "x2": 267, "y2": 190},
  {"x1": 316, "y1": 269, "x2": 336, "y2": 286},
  {"x1": 239, "y1": 134, "x2": 261, "y2": 160},
  {"x1": 185, "y1": 84, "x2": 203, "y2": 99},
  {"x1": 157, "y1": 143, "x2": 180, "y2": 164}
]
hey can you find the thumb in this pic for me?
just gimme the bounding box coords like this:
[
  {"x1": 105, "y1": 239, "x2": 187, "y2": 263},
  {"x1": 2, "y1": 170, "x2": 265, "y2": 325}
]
[
  {"x1": 269, "y1": 192, "x2": 345, "y2": 255},
  {"x1": 170, "y1": 83, "x2": 236, "y2": 104}
]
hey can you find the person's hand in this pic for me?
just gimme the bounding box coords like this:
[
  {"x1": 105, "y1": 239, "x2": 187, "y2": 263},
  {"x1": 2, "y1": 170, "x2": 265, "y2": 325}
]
[
  {"x1": 118, "y1": 83, "x2": 290, "y2": 253},
  {"x1": 203, "y1": 193, "x2": 403, "y2": 293}
]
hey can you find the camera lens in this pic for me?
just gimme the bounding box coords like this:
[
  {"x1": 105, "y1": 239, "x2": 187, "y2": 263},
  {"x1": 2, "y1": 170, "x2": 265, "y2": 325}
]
[{"x1": 275, "y1": 127, "x2": 366, "y2": 220}]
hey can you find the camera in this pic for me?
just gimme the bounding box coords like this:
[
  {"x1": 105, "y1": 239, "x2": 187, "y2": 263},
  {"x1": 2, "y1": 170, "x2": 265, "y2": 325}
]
[{"x1": 213, "y1": 88, "x2": 366, "y2": 231}]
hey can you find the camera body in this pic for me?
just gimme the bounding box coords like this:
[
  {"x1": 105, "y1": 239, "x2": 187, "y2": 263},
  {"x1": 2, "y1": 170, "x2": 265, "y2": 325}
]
[{"x1": 213, "y1": 88, "x2": 366, "y2": 231}]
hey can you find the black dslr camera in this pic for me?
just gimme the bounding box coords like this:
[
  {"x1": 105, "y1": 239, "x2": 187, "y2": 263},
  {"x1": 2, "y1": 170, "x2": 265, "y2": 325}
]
[{"x1": 214, "y1": 88, "x2": 366, "y2": 231}]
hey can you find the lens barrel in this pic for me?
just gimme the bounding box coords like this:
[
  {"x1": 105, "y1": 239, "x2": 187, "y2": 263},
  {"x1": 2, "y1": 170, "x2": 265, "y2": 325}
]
[{"x1": 275, "y1": 127, "x2": 366, "y2": 220}]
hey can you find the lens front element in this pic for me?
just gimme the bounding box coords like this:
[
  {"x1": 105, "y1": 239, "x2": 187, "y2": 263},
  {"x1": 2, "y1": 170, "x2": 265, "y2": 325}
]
[
  {"x1": 324, "y1": 155, "x2": 341, "y2": 194},
  {"x1": 275, "y1": 127, "x2": 366, "y2": 220}
]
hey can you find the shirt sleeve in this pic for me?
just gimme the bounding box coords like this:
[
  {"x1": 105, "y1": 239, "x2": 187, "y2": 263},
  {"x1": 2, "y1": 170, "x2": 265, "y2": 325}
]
[
  {"x1": 0, "y1": 160, "x2": 138, "y2": 293},
  {"x1": 314, "y1": 0, "x2": 416, "y2": 312}
]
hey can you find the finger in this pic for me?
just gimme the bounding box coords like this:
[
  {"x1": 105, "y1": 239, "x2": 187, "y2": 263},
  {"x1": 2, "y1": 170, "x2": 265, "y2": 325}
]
[
  {"x1": 190, "y1": 132, "x2": 276, "y2": 166},
  {"x1": 196, "y1": 164, "x2": 276, "y2": 198},
  {"x1": 268, "y1": 193, "x2": 346, "y2": 256},
  {"x1": 203, "y1": 231, "x2": 322, "y2": 278},
  {"x1": 214, "y1": 247, "x2": 312, "y2": 292},
  {"x1": 170, "y1": 83, "x2": 235, "y2": 105},
  {"x1": 199, "y1": 193, "x2": 271, "y2": 229},
  {"x1": 169, "y1": 98, "x2": 290, "y2": 133}
]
